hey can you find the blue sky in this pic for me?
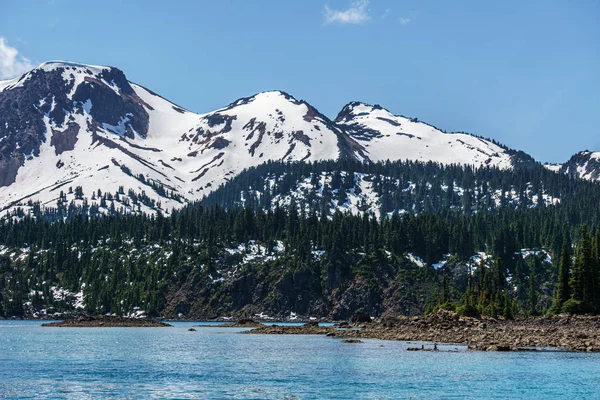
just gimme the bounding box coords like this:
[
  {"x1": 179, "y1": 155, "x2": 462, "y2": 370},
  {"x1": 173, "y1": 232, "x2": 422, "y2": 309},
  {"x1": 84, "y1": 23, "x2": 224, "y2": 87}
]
[{"x1": 0, "y1": 0, "x2": 598, "y2": 163}]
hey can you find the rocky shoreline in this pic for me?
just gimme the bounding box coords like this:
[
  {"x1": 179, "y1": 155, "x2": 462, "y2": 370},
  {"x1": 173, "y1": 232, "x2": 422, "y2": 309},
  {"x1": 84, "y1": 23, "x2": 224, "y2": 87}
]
[
  {"x1": 41, "y1": 315, "x2": 171, "y2": 327},
  {"x1": 245, "y1": 310, "x2": 600, "y2": 352},
  {"x1": 195, "y1": 318, "x2": 264, "y2": 328},
  {"x1": 32, "y1": 310, "x2": 600, "y2": 352}
]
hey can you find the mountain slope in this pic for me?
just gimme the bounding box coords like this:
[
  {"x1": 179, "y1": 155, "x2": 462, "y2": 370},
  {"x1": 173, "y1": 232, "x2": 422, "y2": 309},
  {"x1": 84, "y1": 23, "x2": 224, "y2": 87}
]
[
  {"x1": 165, "y1": 90, "x2": 351, "y2": 197},
  {"x1": 202, "y1": 159, "x2": 577, "y2": 219},
  {"x1": 335, "y1": 102, "x2": 533, "y2": 168}
]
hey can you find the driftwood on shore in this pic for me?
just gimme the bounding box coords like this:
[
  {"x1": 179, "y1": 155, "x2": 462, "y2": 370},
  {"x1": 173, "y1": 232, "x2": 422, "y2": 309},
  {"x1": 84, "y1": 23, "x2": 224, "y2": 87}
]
[
  {"x1": 246, "y1": 310, "x2": 600, "y2": 352},
  {"x1": 41, "y1": 315, "x2": 171, "y2": 327}
]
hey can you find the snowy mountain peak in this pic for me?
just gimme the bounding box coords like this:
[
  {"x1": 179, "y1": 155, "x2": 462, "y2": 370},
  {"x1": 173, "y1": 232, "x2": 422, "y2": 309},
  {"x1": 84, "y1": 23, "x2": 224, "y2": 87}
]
[
  {"x1": 0, "y1": 60, "x2": 154, "y2": 194},
  {"x1": 37, "y1": 60, "x2": 112, "y2": 73},
  {"x1": 0, "y1": 60, "x2": 128, "y2": 94},
  {"x1": 336, "y1": 100, "x2": 517, "y2": 168},
  {"x1": 222, "y1": 90, "x2": 313, "y2": 113},
  {"x1": 176, "y1": 88, "x2": 345, "y2": 193},
  {"x1": 335, "y1": 101, "x2": 389, "y2": 123}
]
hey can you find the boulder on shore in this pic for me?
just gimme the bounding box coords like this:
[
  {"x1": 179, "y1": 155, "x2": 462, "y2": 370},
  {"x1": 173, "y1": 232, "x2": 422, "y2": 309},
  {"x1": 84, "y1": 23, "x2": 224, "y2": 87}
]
[{"x1": 351, "y1": 313, "x2": 373, "y2": 324}]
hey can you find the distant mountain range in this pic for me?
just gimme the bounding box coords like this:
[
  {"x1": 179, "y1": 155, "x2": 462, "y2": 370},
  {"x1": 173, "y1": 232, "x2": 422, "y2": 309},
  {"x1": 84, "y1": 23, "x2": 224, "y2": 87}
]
[{"x1": 0, "y1": 61, "x2": 595, "y2": 216}]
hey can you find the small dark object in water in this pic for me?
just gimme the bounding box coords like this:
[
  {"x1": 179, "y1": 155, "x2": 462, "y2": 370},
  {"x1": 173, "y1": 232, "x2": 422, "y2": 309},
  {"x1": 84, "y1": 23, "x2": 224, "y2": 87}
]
[
  {"x1": 341, "y1": 339, "x2": 363, "y2": 343},
  {"x1": 517, "y1": 347, "x2": 540, "y2": 352},
  {"x1": 407, "y1": 347, "x2": 432, "y2": 351},
  {"x1": 188, "y1": 328, "x2": 196, "y2": 332}
]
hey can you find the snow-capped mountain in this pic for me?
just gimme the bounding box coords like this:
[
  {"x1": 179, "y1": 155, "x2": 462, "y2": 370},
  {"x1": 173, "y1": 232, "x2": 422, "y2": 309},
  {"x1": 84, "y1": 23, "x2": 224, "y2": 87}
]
[
  {"x1": 0, "y1": 62, "x2": 354, "y2": 215},
  {"x1": 558, "y1": 151, "x2": 600, "y2": 181},
  {"x1": 172, "y1": 90, "x2": 356, "y2": 196},
  {"x1": 542, "y1": 151, "x2": 600, "y2": 182},
  {"x1": 0, "y1": 60, "x2": 544, "y2": 216},
  {"x1": 335, "y1": 102, "x2": 528, "y2": 168}
]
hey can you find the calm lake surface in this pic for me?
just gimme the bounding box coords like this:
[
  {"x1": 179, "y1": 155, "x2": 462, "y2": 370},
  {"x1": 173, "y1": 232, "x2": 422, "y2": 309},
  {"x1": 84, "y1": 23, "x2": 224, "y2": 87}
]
[{"x1": 1, "y1": 320, "x2": 599, "y2": 399}]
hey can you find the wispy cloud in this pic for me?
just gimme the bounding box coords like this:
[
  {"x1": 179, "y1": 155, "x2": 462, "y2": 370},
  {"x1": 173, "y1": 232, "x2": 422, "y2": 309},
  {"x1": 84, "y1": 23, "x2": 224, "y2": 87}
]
[
  {"x1": 324, "y1": 0, "x2": 370, "y2": 25},
  {"x1": 381, "y1": 8, "x2": 391, "y2": 19},
  {"x1": 399, "y1": 17, "x2": 411, "y2": 25},
  {"x1": 0, "y1": 37, "x2": 35, "y2": 80}
]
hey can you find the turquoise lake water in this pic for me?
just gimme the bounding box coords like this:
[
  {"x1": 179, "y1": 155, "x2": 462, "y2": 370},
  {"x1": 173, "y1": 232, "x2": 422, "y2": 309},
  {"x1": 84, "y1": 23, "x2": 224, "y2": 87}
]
[{"x1": 1, "y1": 320, "x2": 600, "y2": 399}]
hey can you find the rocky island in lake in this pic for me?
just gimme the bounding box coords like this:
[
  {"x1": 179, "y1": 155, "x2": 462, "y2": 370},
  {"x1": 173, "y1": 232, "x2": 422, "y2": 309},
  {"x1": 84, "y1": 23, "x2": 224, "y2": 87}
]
[{"x1": 42, "y1": 315, "x2": 171, "y2": 328}]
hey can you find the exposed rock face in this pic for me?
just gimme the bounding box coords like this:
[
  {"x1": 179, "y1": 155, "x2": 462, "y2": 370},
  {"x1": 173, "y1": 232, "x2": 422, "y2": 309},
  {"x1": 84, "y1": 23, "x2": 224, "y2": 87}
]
[
  {"x1": 51, "y1": 123, "x2": 79, "y2": 155},
  {"x1": 163, "y1": 263, "x2": 390, "y2": 322},
  {"x1": 0, "y1": 154, "x2": 22, "y2": 187},
  {"x1": 161, "y1": 248, "x2": 446, "y2": 322},
  {"x1": 71, "y1": 71, "x2": 150, "y2": 139},
  {"x1": 331, "y1": 279, "x2": 382, "y2": 320}
]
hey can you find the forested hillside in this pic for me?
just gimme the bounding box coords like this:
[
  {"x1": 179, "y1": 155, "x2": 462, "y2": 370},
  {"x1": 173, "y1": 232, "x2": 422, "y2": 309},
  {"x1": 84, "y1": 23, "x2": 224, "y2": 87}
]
[
  {"x1": 203, "y1": 160, "x2": 598, "y2": 220},
  {"x1": 2, "y1": 159, "x2": 600, "y2": 319}
]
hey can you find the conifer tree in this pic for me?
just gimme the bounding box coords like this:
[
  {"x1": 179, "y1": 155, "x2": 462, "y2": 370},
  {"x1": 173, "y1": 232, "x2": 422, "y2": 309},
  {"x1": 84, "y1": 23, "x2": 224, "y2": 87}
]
[
  {"x1": 528, "y1": 258, "x2": 538, "y2": 315},
  {"x1": 571, "y1": 225, "x2": 592, "y2": 309},
  {"x1": 551, "y1": 234, "x2": 571, "y2": 313},
  {"x1": 592, "y1": 228, "x2": 600, "y2": 311},
  {"x1": 503, "y1": 296, "x2": 513, "y2": 320}
]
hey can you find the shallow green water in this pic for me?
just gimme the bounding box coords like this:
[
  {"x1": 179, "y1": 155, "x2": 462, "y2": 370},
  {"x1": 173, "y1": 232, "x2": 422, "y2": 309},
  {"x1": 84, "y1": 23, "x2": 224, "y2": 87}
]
[{"x1": 1, "y1": 320, "x2": 599, "y2": 399}]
